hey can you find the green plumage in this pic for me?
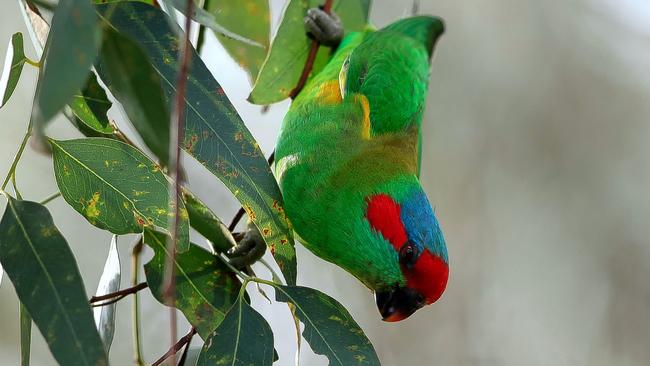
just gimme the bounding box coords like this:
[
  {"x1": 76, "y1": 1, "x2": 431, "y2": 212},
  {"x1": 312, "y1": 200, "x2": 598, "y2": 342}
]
[{"x1": 275, "y1": 17, "x2": 444, "y2": 291}]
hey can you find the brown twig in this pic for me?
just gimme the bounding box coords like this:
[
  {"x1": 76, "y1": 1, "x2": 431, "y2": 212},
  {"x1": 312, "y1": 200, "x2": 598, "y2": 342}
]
[
  {"x1": 288, "y1": 0, "x2": 334, "y2": 99},
  {"x1": 163, "y1": 0, "x2": 196, "y2": 364},
  {"x1": 89, "y1": 282, "x2": 148, "y2": 304},
  {"x1": 177, "y1": 328, "x2": 196, "y2": 366},
  {"x1": 151, "y1": 327, "x2": 197, "y2": 366}
]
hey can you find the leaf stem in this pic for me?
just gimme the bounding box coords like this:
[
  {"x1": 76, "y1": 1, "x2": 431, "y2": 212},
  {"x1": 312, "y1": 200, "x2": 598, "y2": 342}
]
[
  {"x1": 1, "y1": 121, "x2": 32, "y2": 191},
  {"x1": 131, "y1": 238, "x2": 145, "y2": 366},
  {"x1": 38, "y1": 191, "x2": 60, "y2": 205},
  {"x1": 24, "y1": 58, "x2": 40, "y2": 68},
  {"x1": 89, "y1": 282, "x2": 148, "y2": 304},
  {"x1": 289, "y1": 0, "x2": 334, "y2": 99},
  {"x1": 150, "y1": 327, "x2": 197, "y2": 366}
]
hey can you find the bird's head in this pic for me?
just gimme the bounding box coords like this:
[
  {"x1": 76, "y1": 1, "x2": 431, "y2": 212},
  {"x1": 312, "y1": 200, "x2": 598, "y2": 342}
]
[{"x1": 364, "y1": 187, "x2": 448, "y2": 322}]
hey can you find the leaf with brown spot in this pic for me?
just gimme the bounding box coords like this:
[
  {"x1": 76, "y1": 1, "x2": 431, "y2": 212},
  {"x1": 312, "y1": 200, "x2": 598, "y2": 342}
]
[
  {"x1": 97, "y1": 2, "x2": 296, "y2": 285},
  {"x1": 143, "y1": 230, "x2": 241, "y2": 339},
  {"x1": 50, "y1": 138, "x2": 190, "y2": 252}
]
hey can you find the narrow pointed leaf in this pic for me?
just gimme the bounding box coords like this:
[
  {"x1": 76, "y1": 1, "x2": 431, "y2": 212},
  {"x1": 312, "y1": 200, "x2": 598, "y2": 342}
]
[
  {"x1": 205, "y1": 0, "x2": 270, "y2": 83},
  {"x1": 50, "y1": 137, "x2": 190, "y2": 251},
  {"x1": 97, "y1": 2, "x2": 297, "y2": 285},
  {"x1": 93, "y1": 235, "x2": 121, "y2": 353},
  {"x1": 249, "y1": 0, "x2": 371, "y2": 104},
  {"x1": 18, "y1": 0, "x2": 48, "y2": 57},
  {"x1": 34, "y1": 0, "x2": 100, "y2": 129},
  {"x1": 96, "y1": 29, "x2": 169, "y2": 164},
  {"x1": 0, "y1": 32, "x2": 27, "y2": 108},
  {"x1": 197, "y1": 296, "x2": 274, "y2": 366},
  {"x1": 0, "y1": 197, "x2": 109, "y2": 366},
  {"x1": 20, "y1": 302, "x2": 31, "y2": 366},
  {"x1": 167, "y1": 0, "x2": 262, "y2": 47},
  {"x1": 182, "y1": 188, "x2": 235, "y2": 253},
  {"x1": 275, "y1": 285, "x2": 380, "y2": 366},
  {"x1": 69, "y1": 72, "x2": 114, "y2": 135},
  {"x1": 143, "y1": 230, "x2": 241, "y2": 339}
]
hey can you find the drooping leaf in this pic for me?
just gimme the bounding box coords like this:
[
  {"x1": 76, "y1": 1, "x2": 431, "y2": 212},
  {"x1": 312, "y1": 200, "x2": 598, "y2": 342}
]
[
  {"x1": 167, "y1": 0, "x2": 262, "y2": 47},
  {"x1": 197, "y1": 296, "x2": 274, "y2": 366},
  {"x1": 96, "y1": 28, "x2": 169, "y2": 165},
  {"x1": 34, "y1": 0, "x2": 100, "y2": 129},
  {"x1": 206, "y1": 0, "x2": 270, "y2": 83},
  {"x1": 182, "y1": 188, "x2": 235, "y2": 253},
  {"x1": 249, "y1": 0, "x2": 371, "y2": 104},
  {"x1": 275, "y1": 285, "x2": 381, "y2": 366},
  {"x1": 143, "y1": 230, "x2": 241, "y2": 339},
  {"x1": 93, "y1": 235, "x2": 121, "y2": 354},
  {"x1": 49, "y1": 137, "x2": 190, "y2": 252},
  {"x1": 0, "y1": 32, "x2": 28, "y2": 108},
  {"x1": 69, "y1": 72, "x2": 114, "y2": 135},
  {"x1": 0, "y1": 197, "x2": 109, "y2": 366},
  {"x1": 20, "y1": 302, "x2": 31, "y2": 366},
  {"x1": 96, "y1": 2, "x2": 297, "y2": 285}
]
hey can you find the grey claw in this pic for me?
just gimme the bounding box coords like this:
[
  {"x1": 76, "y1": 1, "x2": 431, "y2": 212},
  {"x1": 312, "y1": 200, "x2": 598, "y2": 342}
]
[
  {"x1": 304, "y1": 8, "x2": 343, "y2": 47},
  {"x1": 227, "y1": 221, "x2": 266, "y2": 269}
]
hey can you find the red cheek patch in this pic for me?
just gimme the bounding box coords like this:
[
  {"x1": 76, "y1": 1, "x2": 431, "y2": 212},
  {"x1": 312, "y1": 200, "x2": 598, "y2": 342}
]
[
  {"x1": 406, "y1": 250, "x2": 448, "y2": 304},
  {"x1": 365, "y1": 194, "x2": 407, "y2": 250}
]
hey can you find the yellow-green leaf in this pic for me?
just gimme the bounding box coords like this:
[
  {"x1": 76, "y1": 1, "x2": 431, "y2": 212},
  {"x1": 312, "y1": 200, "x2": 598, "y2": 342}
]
[{"x1": 50, "y1": 138, "x2": 190, "y2": 252}]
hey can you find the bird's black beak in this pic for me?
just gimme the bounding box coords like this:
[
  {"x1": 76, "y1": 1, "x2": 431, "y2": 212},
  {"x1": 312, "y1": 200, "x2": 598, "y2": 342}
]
[{"x1": 375, "y1": 287, "x2": 424, "y2": 322}]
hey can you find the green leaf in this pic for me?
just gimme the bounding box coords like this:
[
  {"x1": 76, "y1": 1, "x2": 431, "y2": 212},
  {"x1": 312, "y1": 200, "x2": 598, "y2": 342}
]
[
  {"x1": 93, "y1": 235, "x2": 120, "y2": 353},
  {"x1": 34, "y1": 0, "x2": 100, "y2": 128},
  {"x1": 167, "y1": 0, "x2": 262, "y2": 47},
  {"x1": 20, "y1": 302, "x2": 31, "y2": 366},
  {"x1": 143, "y1": 230, "x2": 241, "y2": 339},
  {"x1": 0, "y1": 32, "x2": 27, "y2": 108},
  {"x1": 49, "y1": 137, "x2": 190, "y2": 252},
  {"x1": 275, "y1": 285, "x2": 380, "y2": 366},
  {"x1": 206, "y1": 0, "x2": 270, "y2": 83},
  {"x1": 249, "y1": 0, "x2": 371, "y2": 104},
  {"x1": 197, "y1": 296, "x2": 274, "y2": 366},
  {"x1": 0, "y1": 197, "x2": 109, "y2": 366},
  {"x1": 96, "y1": 28, "x2": 169, "y2": 165},
  {"x1": 97, "y1": 2, "x2": 297, "y2": 285},
  {"x1": 69, "y1": 72, "x2": 115, "y2": 135},
  {"x1": 182, "y1": 188, "x2": 235, "y2": 253}
]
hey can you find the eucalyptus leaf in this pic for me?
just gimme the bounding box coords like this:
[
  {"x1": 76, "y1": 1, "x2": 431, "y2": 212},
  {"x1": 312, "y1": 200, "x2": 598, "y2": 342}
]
[
  {"x1": 0, "y1": 32, "x2": 27, "y2": 108},
  {"x1": 167, "y1": 0, "x2": 262, "y2": 47},
  {"x1": 249, "y1": 0, "x2": 371, "y2": 104},
  {"x1": 93, "y1": 235, "x2": 121, "y2": 354},
  {"x1": 69, "y1": 72, "x2": 114, "y2": 135},
  {"x1": 34, "y1": 0, "x2": 100, "y2": 129},
  {"x1": 18, "y1": 0, "x2": 48, "y2": 57},
  {"x1": 197, "y1": 296, "x2": 274, "y2": 366},
  {"x1": 143, "y1": 230, "x2": 241, "y2": 339},
  {"x1": 96, "y1": 2, "x2": 297, "y2": 285},
  {"x1": 182, "y1": 188, "x2": 235, "y2": 253},
  {"x1": 96, "y1": 28, "x2": 169, "y2": 164},
  {"x1": 50, "y1": 137, "x2": 190, "y2": 252},
  {"x1": 0, "y1": 197, "x2": 109, "y2": 366},
  {"x1": 206, "y1": 0, "x2": 270, "y2": 83},
  {"x1": 275, "y1": 285, "x2": 381, "y2": 366}
]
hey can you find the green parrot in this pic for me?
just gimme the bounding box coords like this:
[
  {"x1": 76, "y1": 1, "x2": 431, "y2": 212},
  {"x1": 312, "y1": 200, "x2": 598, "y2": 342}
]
[{"x1": 274, "y1": 12, "x2": 448, "y2": 321}]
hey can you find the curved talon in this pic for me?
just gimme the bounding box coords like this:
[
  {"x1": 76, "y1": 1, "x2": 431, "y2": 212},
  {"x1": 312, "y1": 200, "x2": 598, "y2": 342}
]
[
  {"x1": 227, "y1": 221, "x2": 266, "y2": 269},
  {"x1": 304, "y1": 8, "x2": 343, "y2": 48}
]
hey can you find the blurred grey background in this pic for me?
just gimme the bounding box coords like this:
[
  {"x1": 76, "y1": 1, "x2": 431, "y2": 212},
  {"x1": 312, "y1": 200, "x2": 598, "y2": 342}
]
[{"x1": 1, "y1": 0, "x2": 649, "y2": 365}]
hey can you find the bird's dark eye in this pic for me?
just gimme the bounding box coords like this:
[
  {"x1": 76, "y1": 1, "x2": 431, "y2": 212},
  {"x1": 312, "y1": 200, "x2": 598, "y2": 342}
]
[{"x1": 399, "y1": 241, "x2": 419, "y2": 269}]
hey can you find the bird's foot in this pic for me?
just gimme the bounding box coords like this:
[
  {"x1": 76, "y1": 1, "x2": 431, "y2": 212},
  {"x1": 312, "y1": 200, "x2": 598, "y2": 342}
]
[
  {"x1": 304, "y1": 7, "x2": 344, "y2": 48},
  {"x1": 227, "y1": 221, "x2": 266, "y2": 269}
]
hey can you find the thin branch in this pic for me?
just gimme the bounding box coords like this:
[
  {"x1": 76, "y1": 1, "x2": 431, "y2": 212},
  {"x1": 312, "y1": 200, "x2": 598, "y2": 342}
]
[
  {"x1": 39, "y1": 191, "x2": 61, "y2": 205},
  {"x1": 163, "y1": 1, "x2": 196, "y2": 364},
  {"x1": 289, "y1": 0, "x2": 334, "y2": 99},
  {"x1": 131, "y1": 238, "x2": 146, "y2": 366},
  {"x1": 151, "y1": 327, "x2": 197, "y2": 366},
  {"x1": 2, "y1": 121, "x2": 32, "y2": 190},
  {"x1": 89, "y1": 282, "x2": 148, "y2": 304},
  {"x1": 177, "y1": 328, "x2": 197, "y2": 366}
]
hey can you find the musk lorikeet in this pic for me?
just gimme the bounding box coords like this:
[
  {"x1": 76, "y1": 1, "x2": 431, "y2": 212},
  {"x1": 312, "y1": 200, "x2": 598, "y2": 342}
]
[{"x1": 274, "y1": 11, "x2": 448, "y2": 321}]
